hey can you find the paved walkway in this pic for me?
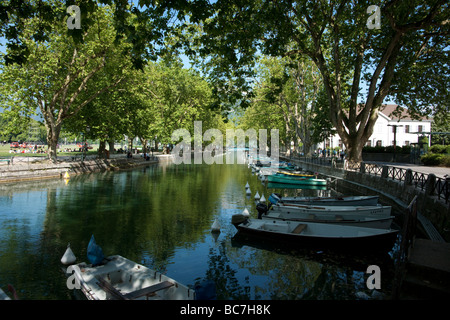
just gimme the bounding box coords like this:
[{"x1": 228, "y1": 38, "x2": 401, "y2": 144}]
[{"x1": 365, "y1": 161, "x2": 450, "y2": 179}]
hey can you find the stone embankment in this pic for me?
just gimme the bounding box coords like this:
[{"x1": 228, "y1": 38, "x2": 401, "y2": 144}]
[{"x1": 0, "y1": 155, "x2": 169, "y2": 183}]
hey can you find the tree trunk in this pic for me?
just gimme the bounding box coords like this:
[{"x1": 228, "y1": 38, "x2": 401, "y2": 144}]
[
  {"x1": 108, "y1": 140, "x2": 115, "y2": 154},
  {"x1": 139, "y1": 137, "x2": 148, "y2": 153},
  {"x1": 45, "y1": 122, "x2": 61, "y2": 163},
  {"x1": 98, "y1": 140, "x2": 106, "y2": 159}
]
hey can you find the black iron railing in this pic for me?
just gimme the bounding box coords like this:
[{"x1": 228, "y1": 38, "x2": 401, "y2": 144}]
[{"x1": 284, "y1": 154, "x2": 449, "y2": 204}]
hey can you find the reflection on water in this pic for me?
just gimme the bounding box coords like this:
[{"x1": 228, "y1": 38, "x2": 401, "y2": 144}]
[{"x1": 0, "y1": 159, "x2": 397, "y2": 300}]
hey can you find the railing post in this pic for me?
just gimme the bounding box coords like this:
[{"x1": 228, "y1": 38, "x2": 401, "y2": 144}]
[
  {"x1": 381, "y1": 166, "x2": 389, "y2": 179},
  {"x1": 425, "y1": 173, "x2": 436, "y2": 196},
  {"x1": 360, "y1": 162, "x2": 366, "y2": 174},
  {"x1": 405, "y1": 169, "x2": 413, "y2": 186}
]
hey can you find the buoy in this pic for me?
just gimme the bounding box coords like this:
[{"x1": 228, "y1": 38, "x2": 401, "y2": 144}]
[
  {"x1": 242, "y1": 208, "x2": 250, "y2": 217},
  {"x1": 64, "y1": 171, "x2": 70, "y2": 179},
  {"x1": 246, "y1": 187, "x2": 251, "y2": 195},
  {"x1": 254, "y1": 191, "x2": 260, "y2": 200},
  {"x1": 245, "y1": 182, "x2": 250, "y2": 189},
  {"x1": 61, "y1": 243, "x2": 76, "y2": 265},
  {"x1": 260, "y1": 194, "x2": 266, "y2": 203},
  {"x1": 211, "y1": 219, "x2": 220, "y2": 233}
]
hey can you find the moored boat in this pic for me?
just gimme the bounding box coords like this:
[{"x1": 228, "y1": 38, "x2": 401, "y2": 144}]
[
  {"x1": 271, "y1": 202, "x2": 392, "y2": 218},
  {"x1": 67, "y1": 255, "x2": 196, "y2": 300},
  {"x1": 258, "y1": 204, "x2": 393, "y2": 229},
  {"x1": 267, "y1": 174, "x2": 327, "y2": 186},
  {"x1": 268, "y1": 193, "x2": 380, "y2": 206},
  {"x1": 231, "y1": 214, "x2": 398, "y2": 251}
]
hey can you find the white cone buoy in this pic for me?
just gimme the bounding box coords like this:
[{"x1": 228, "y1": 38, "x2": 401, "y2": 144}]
[
  {"x1": 61, "y1": 243, "x2": 76, "y2": 265},
  {"x1": 245, "y1": 182, "x2": 250, "y2": 189},
  {"x1": 246, "y1": 187, "x2": 251, "y2": 195},
  {"x1": 260, "y1": 194, "x2": 266, "y2": 203},
  {"x1": 242, "y1": 208, "x2": 250, "y2": 217},
  {"x1": 211, "y1": 219, "x2": 220, "y2": 233},
  {"x1": 254, "y1": 191, "x2": 260, "y2": 200}
]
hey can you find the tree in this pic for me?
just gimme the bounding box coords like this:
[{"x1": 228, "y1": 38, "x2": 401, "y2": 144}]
[
  {"x1": 185, "y1": 0, "x2": 449, "y2": 163},
  {"x1": 0, "y1": 4, "x2": 131, "y2": 162}
]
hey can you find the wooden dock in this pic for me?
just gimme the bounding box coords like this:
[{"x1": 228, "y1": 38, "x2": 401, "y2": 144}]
[
  {"x1": 402, "y1": 238, "x2": 450, "y2": 298},
  {"x1": 392, "y1": 196, "x2": 450, "y2": 299}
]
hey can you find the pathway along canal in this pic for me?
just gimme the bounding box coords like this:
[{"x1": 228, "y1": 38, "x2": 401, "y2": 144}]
[{"x1": 0, "y1": 159, "x2": 401, "y2": 300}]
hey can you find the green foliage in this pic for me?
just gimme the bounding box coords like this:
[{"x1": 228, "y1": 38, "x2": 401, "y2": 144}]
[
  {"x1": 429, "y1": 145, "x2": 450, "y2": 154},
  {"x1": 420, "y1": 153, "x2": 449, "y2": 166}
]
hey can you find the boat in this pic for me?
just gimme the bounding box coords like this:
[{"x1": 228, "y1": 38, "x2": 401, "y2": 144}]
[
  {"x1": 267, "y1": 174, "x2": 328, "y2": 186},
  {"x1": 276, "y1": 170, "x2": 315, "y2": 178},
  {"x1": 268, "y1": 193, "x2": 380, "y2": 206},
  {"x1": 267, "y1": 182, "x2": 328, "y2": 190},
  {"x1": 270, "y1": 202, "x2": 392, "y2": 218},
  {"x1": 231, "y1": 214, "x2": 398, "y2": 251},
  {"x1": 67, "y1": 255, "x2": 196, "y2": 300},
  {"x1": 257, "y1": 203, "x2": 393, "y2": 229}
]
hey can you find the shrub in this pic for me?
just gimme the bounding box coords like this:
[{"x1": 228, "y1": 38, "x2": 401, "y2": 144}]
[
  {"x1": 429, "y1": 145, "x2": 448, "y2": 154},
  {"x1": 420, "y1": 153, "x2": 445, "y2": 166}
]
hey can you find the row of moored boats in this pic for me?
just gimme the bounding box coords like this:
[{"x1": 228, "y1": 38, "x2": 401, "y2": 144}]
[{"x1": 232, "y1": 158, "x2": 399, "y2": 252}]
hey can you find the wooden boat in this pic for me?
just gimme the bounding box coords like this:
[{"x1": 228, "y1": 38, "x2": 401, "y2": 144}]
[
  {"x1": 276, "y1": 170, "x2": 315, "y2": 178},
  {"x1": 231, "y1": 215, "x2": 398, "y2": 251},
  {"x1": 68, "y1": 255, "x2": 196, "y2": 300},
  {"x1": 271, "y1": 202, "x2": 392, "y2": 218},
  {"x1": 260, "y1": 208, "x2": 394, "y2": 229},
  {"x1": 268, "y1": 193, "x2": 379, "y2": 206},
  {"x1": 267, "y1": 174, "x2": 327, "y2": 186},
  {"x1": 267, "y1": 182, "x2": 328, "y2": 190}
]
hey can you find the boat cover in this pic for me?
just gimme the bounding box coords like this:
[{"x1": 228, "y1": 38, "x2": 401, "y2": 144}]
[{"x1": 87, "y1": 235, "x2": 104, "y2": 266}]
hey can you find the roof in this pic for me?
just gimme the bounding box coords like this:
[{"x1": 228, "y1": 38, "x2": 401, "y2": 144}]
[{"x1": 379, "y1": 104, "x2": 432, "y2": 121}]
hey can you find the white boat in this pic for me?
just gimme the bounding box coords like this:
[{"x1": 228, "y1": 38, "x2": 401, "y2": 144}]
[
  {"x1": 268, "y1": 193, "x2": 379, "y2": 206},
  {"x1": 261, "y1": 208, "x2": 394, "y2": 229},
  {"x1": 68, "y1": 255, "x2": 196, "y2": 300},
  {"x1": 270, "y1": 202, "x2": 392, "y2": 218},
  {"x1": 231, "y1": 215, "x2": 398, "y2": 251}
]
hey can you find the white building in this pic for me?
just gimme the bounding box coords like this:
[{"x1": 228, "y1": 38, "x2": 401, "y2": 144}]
[{"x1": 320, "y1": 104, "x2": 433, "y2": 150}]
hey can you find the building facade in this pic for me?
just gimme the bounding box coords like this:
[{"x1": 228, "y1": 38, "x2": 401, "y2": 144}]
[{"x1": 319, "y1": 104, "x2": 433, "y2": 151}]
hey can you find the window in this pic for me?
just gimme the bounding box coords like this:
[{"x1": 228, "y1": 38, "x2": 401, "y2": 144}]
[
  {"x1": 376, "y1": 140, "x2": 382, "y2": 147},
  {"x1": 366, "y1": 141, "x2": 372, "y2": 147},
  {"x1": 405, "y1": 125, "x2": 410, "y2": 133},
  {"x1": 418, "y1": 125, "x2": 423, "y2": 133},
  {"x1": 404, "y1": 141, "x2": 410, "y2": 146}
]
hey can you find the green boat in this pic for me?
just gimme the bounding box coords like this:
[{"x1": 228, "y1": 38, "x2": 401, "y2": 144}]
[
  {"x1": 267, "y1": 174, "x2": 327, "y2": 186},
  {"x1": 267, "y1": 182, "x2": 327, "y2": 190}
]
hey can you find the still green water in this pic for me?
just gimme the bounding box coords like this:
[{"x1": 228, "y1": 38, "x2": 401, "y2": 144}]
[{"x1": 0, "y1": 160, "x2": 398, "y2": 300}]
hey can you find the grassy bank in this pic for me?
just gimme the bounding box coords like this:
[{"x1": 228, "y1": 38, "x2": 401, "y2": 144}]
[{"x1": 0, "y1": 144, "x2": 99, "y2": 158}]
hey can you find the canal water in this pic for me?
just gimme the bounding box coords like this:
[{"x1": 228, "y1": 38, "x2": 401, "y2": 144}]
[{"x1": 0, "y1": 158, "x2": 400, "y2": 300}]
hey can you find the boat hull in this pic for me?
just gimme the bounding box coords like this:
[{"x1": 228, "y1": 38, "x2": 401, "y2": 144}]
[
  {"x1": 267, "y1": 175, "x2": 327, "y2": 186},
  {"x1": 69, "y1": 255, "x2": 195, "y2": 300},
  {"x1": 261, "y1": 211, "x2": 394, "y2": 229},
  {"x1": 272, "y1": 203, "x2": 392, "y2": 218},
  {"x1": 269, "y1": 194, "x2": 380, "y2": 206},
  {"x1": 233, "y1": 218, "x2": 398, "y2": 252}
]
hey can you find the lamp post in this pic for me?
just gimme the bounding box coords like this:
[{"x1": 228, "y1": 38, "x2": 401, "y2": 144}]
[{"x1": 387, "y1": 124, "x2": 403, "y2": 162}]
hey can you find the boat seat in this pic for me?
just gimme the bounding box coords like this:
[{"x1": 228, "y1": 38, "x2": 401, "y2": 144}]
[
  {"x1": 335, "y1": 215, "x2": 344, "y2": 221},
  {"x1": 291, "y1": 224, "x2": 307, "y2": 234},
  {"x1": 96, "y1": 277, "x2": 174, "y2": 300},
  {"x1": 123, "y1": 281, "x2": 174, "y2": 300}
]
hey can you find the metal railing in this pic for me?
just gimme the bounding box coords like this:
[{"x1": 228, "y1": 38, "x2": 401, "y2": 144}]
[{"x1": 284, "y1": 154, "x2": 449, "y2": 204}]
